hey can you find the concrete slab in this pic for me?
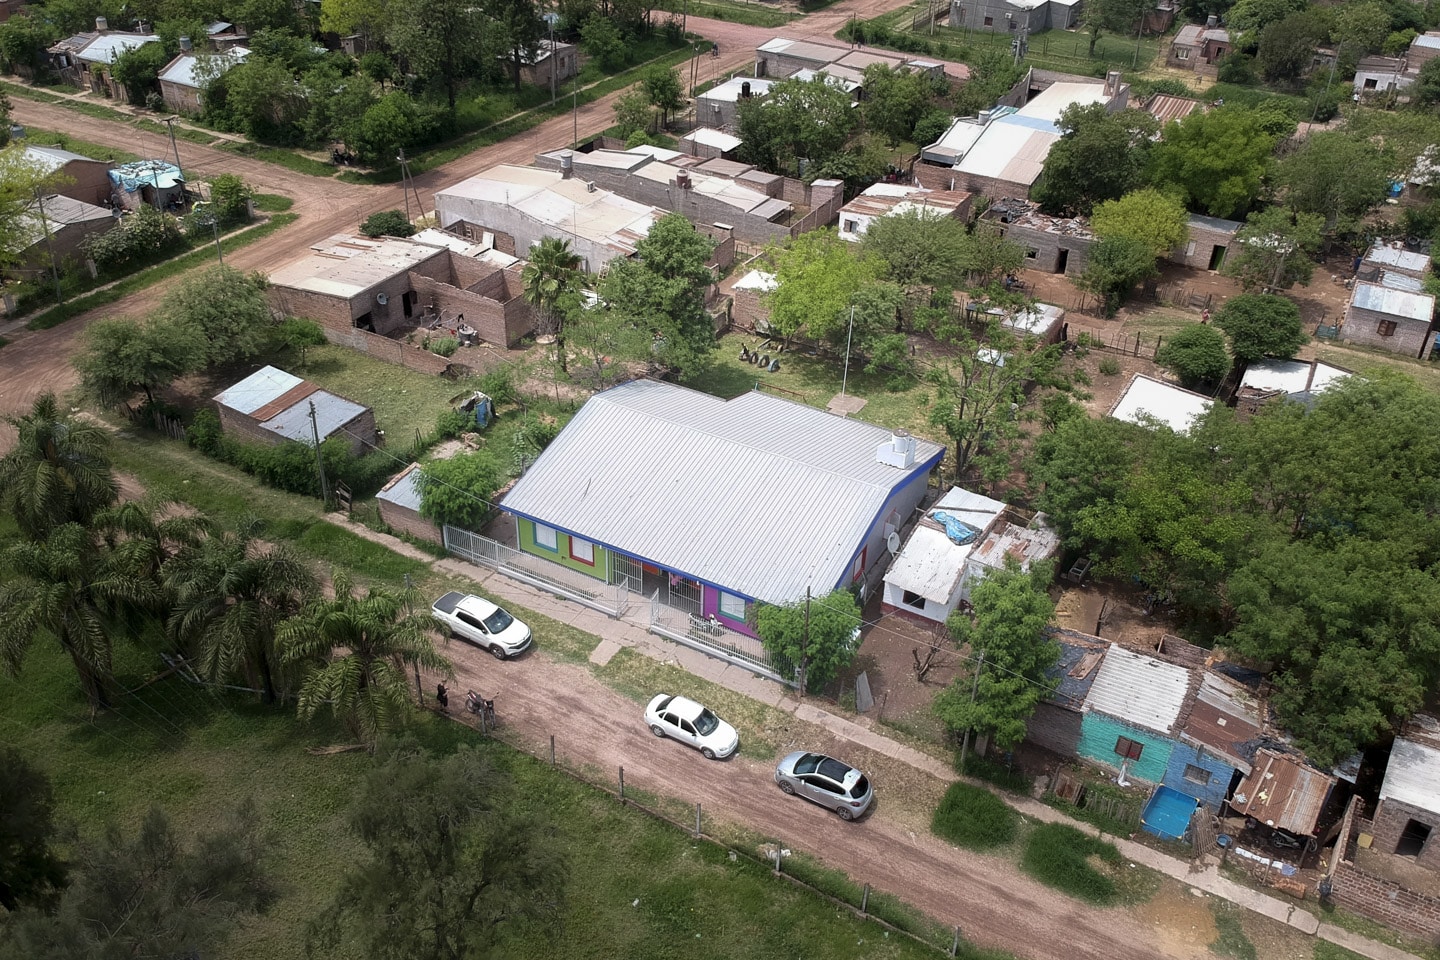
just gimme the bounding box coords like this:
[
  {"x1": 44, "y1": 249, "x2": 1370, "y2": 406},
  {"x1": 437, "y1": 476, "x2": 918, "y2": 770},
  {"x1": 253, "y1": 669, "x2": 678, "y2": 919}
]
[
  {"x1": 589, "y1": 637, "x2": 625, "y2": 666},
  {"x1": 1318, "y1": 924, "x2": 1426, "y2": 960},
  {"x1": 827, "y1": 393, "x2": 869, "y2": 416}
]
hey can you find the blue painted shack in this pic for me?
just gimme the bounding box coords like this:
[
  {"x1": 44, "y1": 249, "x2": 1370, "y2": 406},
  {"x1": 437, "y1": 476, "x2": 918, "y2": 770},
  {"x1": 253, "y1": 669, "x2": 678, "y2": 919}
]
[{"x1": 1172, "y1": 671, "x2": 1265, "y2": 810}]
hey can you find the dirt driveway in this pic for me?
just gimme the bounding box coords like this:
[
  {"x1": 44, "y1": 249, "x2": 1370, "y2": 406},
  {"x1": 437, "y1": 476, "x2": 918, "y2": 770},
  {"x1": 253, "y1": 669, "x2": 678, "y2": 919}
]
[{"x1": 440, "y1": 638, "x2": 1171, "y2": 960}]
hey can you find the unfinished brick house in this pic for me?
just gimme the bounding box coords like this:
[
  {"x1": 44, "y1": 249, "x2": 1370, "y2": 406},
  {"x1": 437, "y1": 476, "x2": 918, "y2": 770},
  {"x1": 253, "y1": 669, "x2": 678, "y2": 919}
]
[
  {"x1": 1341, "y1": 281, "x2": 1436, "y2": 360},
  {"x1": 1171, "y1": 214, "x2": 1241, "y2": 271},
  {"x1": 213, "y1": 366, "x2": 377, "y2": 456},
  {"x1": 983, "y1": 197, "x2": 1093, "y2": 276},
  {"x1": 267, "y1": 234, "x2": 536, "y2": 347}
]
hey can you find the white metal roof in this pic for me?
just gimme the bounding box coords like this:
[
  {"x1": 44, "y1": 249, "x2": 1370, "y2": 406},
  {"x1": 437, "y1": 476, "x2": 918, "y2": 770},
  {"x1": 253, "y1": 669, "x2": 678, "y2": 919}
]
[
  {"x1": 500, "y1": 380, "x2": 944, "y2": 604},
  {"x1": 733, "y1": 269, "x2": 777, "y2": 292},
  {"x1": 77, "y1": 32, "x2": 158, "y2": 64},
  {"x1": 681, "y1": 127, "x2": 743, "y2": 151},
  {"x1": 22, "y1": 145, "x2": 98, "y2": 173},
  {"x1": 158, "y1": 46, "x2": 248, "y2": 88},
  {"x1": 1350, "y1": 281, "x2": 1435, "y2": 322},
  {"x1": 1379, "y1": 714, "x2": 1440, "y2": 814},
  {"x1": 213, "y1": 365, "x2": 302, "y2": 415},
  {"x1": 377, "y1": 462, "x2": 425, "y2": 511},
  {"x1": 884, "y1": 488, "x2": 1006, "y2": 602},
  {"x1": 1084, "y1": 644, "x2": 1192, "y2": 735},
  {"x1": 1110, "y1": 374, "x2": 1212, "y2": 434},
  {"x1": 699, "y1": 76, "x2": 775, "y2": 103},
  {"x1": 1239, "y1": 359, "x2": 1352, "y2": 395},
  {"x1": 1364, "y1": 242, "x2": 1429, "y2": 274},
  {"x1": 1413, "y1": 32, "x2": 1440, "y2": 49}
]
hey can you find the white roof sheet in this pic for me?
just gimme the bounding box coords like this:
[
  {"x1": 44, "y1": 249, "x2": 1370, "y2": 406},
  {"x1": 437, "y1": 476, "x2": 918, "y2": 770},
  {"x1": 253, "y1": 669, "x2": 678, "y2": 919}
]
[
  {"x1": 1351, "y1": 281, "x2": 1435, "y2": 322},
  {"x1": 789, "y1": 67, "x2": 861, "y2": 92},
  {"x1": 733, "y1": 269, "x2": 777, "y2": 292},
  {"x1": 78, "y1": 32, "x2": 158, "y2": 64},
  {"x1": 1239, "y1": 359, "x2": 1352, "y2": 395},
  {"x1": 681, "y1": 127, "x2": 743, "y2": 151},
  {"x1": 699, "y1": 76, "x2": 775, "y2": 103},
  {"x1": 1380, "y1": 714, "x2": 1440, "y2": 814},
  {"x1": 1364, "y1": 242, "x2": 1429, "y2": 274},
  {"x1": 500, "y1": 380, "x2": 943, "y2": 604},
  {"x1": 1111, "y1": 374, "x2": 1212, "y2": 434},
  {"x1": 377, "y1": 462, "x2": 425, "y2": 511},
  {"x1": 22, "y1": 145, "x2": 98, "y2": 173},
  {"x1": 1084, "y1": 644, "x2": 1192, "y2": 734},
  {"x1": 1414, "y1": 33, "x2": 1440, "y2": 49},
  {"x1": 1021, "y1": 81, "x2": 1113, "y2": 124},
  {"x1": 213, "y1": 365, "x2": 302, "y2": 415},
  {"x1": 158, "y1": 46, "x2": 248, "y2": 88},
  {"x1": 885, "y1": 487, "x2": 1006, "y2": 601}
]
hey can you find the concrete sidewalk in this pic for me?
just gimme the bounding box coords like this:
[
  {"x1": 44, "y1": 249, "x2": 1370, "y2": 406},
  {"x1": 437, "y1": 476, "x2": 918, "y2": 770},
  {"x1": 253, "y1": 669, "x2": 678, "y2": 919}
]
[{"x1": 335, "y1": 514, "x2": 1424, "y2": 960}]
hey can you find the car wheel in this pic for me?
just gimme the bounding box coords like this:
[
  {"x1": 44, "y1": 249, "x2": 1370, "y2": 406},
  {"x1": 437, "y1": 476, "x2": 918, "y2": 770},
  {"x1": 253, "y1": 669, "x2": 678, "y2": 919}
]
[
  {"x1": 489, "y1": 645, "x2": 507, "y2": 661},
  {"x1": 778, "y1": 780, "x2": 795, "y2": 795},
  {"x1": 650, "y1": 724, "x2": 666, "y2": 738},
  {"x1": 701, "y1": 747, "x2": 716, "y2": 760},
  {"x1": 836, "y1": 806, "x2": 854, "y2": 821}
]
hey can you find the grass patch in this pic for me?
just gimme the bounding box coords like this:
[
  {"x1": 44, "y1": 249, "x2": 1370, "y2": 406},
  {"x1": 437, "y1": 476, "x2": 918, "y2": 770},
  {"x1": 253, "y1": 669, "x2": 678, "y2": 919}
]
[
  {"x1": 26, "y1": 214, "x2": 298, "y2": 330},
  {"x1": 594, "y1": 647, "x2": 786, "y2": 760},
  {"x1": 656, "y1": 0, "x2": 796, "y2": 27},
  {"x1": 1314, "y1": 943, "x2": 1370, "y2": 960},
  {"x1": 1210, "y1": 901, "x2": 1257, "y2": 960},
  {"x1": 1314, "y1": 904, "x2": 1440, "y2": 960},
  {"x1": 137, "y1": 117, "x2": 222, "y2": 145},
  {"x1": 958, "y1": 753, "x2": 1031, "y2": 792},
  {"x1": 1021, "y1": 823, "x2": 1123, "y2": 904},
  {"x1": 931, "y1": 782, "x2": 1018, "y2": 851},
  {"x1": 14, "y1": 126, "x2": 141, "y2": 164},
  {"x1": 253, "y1": 193, "x2": 294, "y2": 212},
  {"x1": 1314, "y1": 342, "x2": 1440, "y2": 397},
  {"x1": 218, "y1": 140, "x2": 336, "y2": 178},
  {"x1": 294, "y1": 520, "x2": 428, "y2": 583}
]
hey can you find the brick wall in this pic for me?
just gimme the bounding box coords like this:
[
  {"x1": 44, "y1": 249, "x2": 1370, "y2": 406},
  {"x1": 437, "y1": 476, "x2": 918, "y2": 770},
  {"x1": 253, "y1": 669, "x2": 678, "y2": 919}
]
[
  {"x1": 317, "y1": 325, "x2": 453, "y2": 375},
  {"x1": 216, "y1": 399, "x2": 376, "y2": 455},
  {"x1": 1331, "y1": 861, "x2": 1440, "y2": 938},
  {"x1": 1369, "y1": 797, "x2": 1440, "y2": 871},
  {"x1": 379, "y1": 499, "x2": 442, "y2": 545},
  {"x1": 215, "y1": 403, "x2": 279, "y2": 447},
  {"x1": 732, "y1": 284, "x2": 768, "y2": 331},
  {"x1": 1026, "y1": 701, "x2": 1084, "y2": 757},
  {"x1": 408, "y1": 270, "x2": 535, "y2": 347},
  {"x1": 56, "y1": 159, "x2": 113, "y2": 206},
  {"x1": 336, "y1": 408, "x2": 378, "y2": 455},
  {"x1": 160, "y1": 80, "x2": 201, "y2": 115},
  {"x1": 1171, "y1": 222, "x2": 1237, "y2": 270},
  {"x1": 1342, "y1": 305, "x2": 1434, "y2": 360},
  {"x1": 1002, "y1": 221, "x2": 1093, "y2": 276}
]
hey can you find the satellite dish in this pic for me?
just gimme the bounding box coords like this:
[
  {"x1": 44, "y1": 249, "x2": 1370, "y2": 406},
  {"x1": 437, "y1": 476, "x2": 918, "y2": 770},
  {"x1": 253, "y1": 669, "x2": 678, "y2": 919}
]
[
  {"x1": 376, "y1": 292, "x2": 389, "y2": 305},
  {"x1": 886, "y1": 532, "x2": 902, "y2": 556}
]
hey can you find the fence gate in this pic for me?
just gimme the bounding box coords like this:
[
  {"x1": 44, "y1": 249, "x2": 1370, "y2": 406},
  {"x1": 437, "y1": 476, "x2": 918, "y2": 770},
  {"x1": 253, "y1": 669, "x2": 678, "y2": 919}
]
[
  {"x1": 668, "y1": 575, "x2": 703, "y2": 615},
  {"x1": 609, "y1": 552, "x2": 644, "y2": 593}
]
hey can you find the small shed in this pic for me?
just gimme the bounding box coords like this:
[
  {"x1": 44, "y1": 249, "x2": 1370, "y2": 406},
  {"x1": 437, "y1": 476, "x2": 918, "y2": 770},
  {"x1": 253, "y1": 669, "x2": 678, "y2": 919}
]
[
  {"x1": 213, "y1": 365, "x2": 377, "y2": 456},
  {"x1": 1228, "y1": 748, "x2": 1335, "y2": 838},
  {"x1": 1110, "y1": 374, "x2": 1213, "y2": 434},
  {"x1": 730, "y1": 269, "x2": 777, "y2": 332},
  {"x1": 376, "y1": 461, "x2": 441, "y2": 545},
  {"x1": 1342, "y1": 281, "x2": 1436, "y2": 360},
  {"x1": 1369, "y1": 714, "x2": 1440, "y2": 870},
  {"x1": 1363, "y1": 241, "x2": 1430, "y2": 280},
  {"x1": 1234, "y1": 359, "x2": 1354, "y2": 417},
  {"x1": 109, "y1": 160, "x2": 185, "y2": 211},
  {"x1": 1078, "y1": 643, "x2": 1194, "y2": 785},
  {"x1": 678, "y1": 127, "x2": 743, "y2": 161}
]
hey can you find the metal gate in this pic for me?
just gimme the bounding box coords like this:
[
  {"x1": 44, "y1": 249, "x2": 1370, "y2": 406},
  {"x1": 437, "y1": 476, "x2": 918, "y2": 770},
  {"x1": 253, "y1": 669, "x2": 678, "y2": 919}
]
[
  {"x1": 667, "y1": 575, "x2": 703, "y2": 615},
  {"x1": 609, "y1": 552, "x2": 644, "y2": 593}
]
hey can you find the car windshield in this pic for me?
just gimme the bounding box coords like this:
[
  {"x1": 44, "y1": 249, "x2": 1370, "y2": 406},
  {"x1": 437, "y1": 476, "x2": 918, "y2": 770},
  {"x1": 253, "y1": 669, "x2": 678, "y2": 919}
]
[
  {"x1": 794, "y1": 754, "x2": 822, "y2": 775},
  {"x1": 482, "y1": 608, "x2": 514, "y2": 634},
  {"x1": 695, "y1": 709, "x2": 720, "y2": 736}
]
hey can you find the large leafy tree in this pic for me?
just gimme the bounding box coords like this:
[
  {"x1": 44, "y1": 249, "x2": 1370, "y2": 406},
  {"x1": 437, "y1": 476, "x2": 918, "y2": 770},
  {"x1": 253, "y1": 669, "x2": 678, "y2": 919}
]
[
  {"x1": 561, "y1": 293, "x2": 649, "y2": 389},
  {"x1": 1213, "y1": 293, "x2": 1307, "y2": 364},
  {"x1": 1147, "y1": 107, "x2": 1277, "y2": 219},
  {"x1": 389, "y1": 0, "x2": 487, "y2": 111},
  {"x1": 521, "y1": 235, "x2": 582, "y2": 373},
  {"x1": 640, "y1": 65, "x2": 684, "y2": 129},
  {"x1": 1089, "y1": 188, "x2": 1189, "y2": 259},
  {"x1": 735, "y1": 75, "x2": 857, "y2": 176},
  {"x1": 860, "y1": 63, "x2": 939, "y2": 146},
  {"x1": 597, "y1": 213, "x2": 716, "y2": 379},
  {"x1": 1155, "y1": 323, "x2": 1230, "y2": 387},
  {"x1": 74, "y1": 316, "x2": 205, "y2": 409},
  {"x1": 0, "y1": 145, "x2": 62, "y2": 272},
  {"x1": 0, "y1": 803, "x2": 271, "y2": 960},
  {"x1": 1277, "y1": 130, "x2": 1395, "y2": 235},
  {"x1": 1032, "y1": 105, "x2": 1158, "y2": 217},
  {"x1": 755, "y1": 589, "x2": 862, "y2": 694},
  {"x1": 489, "y1": 0, "x2": 545, "y2": 90},
  {"x1": 308, "y1": 743, "x2": 568, "y2": 960},
  {"x1": 1223, "y1": 206, "x2": 1324, "y2": 292},
  {"x1": 932, "y1": 562, "x2": 1059, "y2": 750},
  {"x1": 926, "y1": 323, "x2": 1072, "y2": 485},
  {"x1": 0, "y1": 524, "x2": 158, "y2": 712},
  {"x1": 279, "y1": 573, "x2": 450, "y2": 745},
  {"x1": 0, "y1": 746, "x2": 67, "y2": 912},
  {"x1": 163, "y1": 265, "x2": 273, "y2": 367},
  {"x1": 164, "y1": 521, "x2": 318, "y2": 705},
  {"x1": 1073, "y1": 234, "x2": 1157, "y2": 316},
  {"x1": 0, "y1": 393, "x2": 117, "y2": 542},
  {"x1": 764, "y1": 228, "x2": 877, "y2": 344},
  {"x1": 862, "y1": 206, "x2": 972, "y2": 291}
]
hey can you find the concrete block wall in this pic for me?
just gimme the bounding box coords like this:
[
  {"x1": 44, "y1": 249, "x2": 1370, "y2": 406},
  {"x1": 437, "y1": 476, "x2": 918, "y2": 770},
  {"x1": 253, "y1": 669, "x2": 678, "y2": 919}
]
[
  {"x1": 408, "y1": 270, "x2": 535, "y2": 347},
  {"x1": 1369, "y1": 797, "x2": 1440, "y2": 870},
  {"x1": 160, "y1": 80, "x2": 201, "y2": 114},
  {"x1": 1003, "y1": 221, "x2": 1093, "y2": 276},
  {"x1": 379, "y1": 500, "x2": 443, "y2": 545},
  {"x1": 1331, "y1": 861, "x2": 1440, "y2": 939},
  {"x1": 1171, "y1": 223, "x2": 1237, "y2": 270},
  {"x1": 317, "y1": 325, "x2": 454, "y2": 375},
  {"x1": 1342, "y1": 305, "x2": 1435, "y2": 360}
]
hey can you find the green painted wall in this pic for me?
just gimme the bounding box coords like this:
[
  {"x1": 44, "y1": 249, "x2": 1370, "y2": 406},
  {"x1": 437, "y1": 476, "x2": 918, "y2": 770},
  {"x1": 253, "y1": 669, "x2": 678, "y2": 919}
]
[{"x1": 517, "y1": 518, "x2": 609, "y2": 581}]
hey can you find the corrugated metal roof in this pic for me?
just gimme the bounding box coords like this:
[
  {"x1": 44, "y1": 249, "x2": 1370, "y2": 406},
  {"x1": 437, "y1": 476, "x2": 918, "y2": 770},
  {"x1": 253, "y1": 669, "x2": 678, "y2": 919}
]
[
  {"x1": 1110, "y1": 374, "x2": 1212, "y2": 434},
  {"x1": 1083, "y1": 644, "x2": 1192, "y2": 735},
  {"x1": 262, "y1": 389, "x2": 366, "y2": 445},
  {"x1": 1144, "y1": 93, "x2": 1202, "y2": 125},
  {"x1": 884, "y1": 487, "x2": 1006, "y2": 601},
  {"x1": 158, "y1": 46, "x2": 248, "y2": 88},
  {"x1": 78, "y1": 32, "x2": 158, "y2": 64},
  {"x1": 1238, "y1": 359, "x2": 1353, "y2": 396},
  {"x1": 500, "y1": 380, "x2": 943, "y2": 604},
  {"x1": 1350, "y1": 281, "x2": 1435, "y2": 321},
  {"x1": 378, "y1": 462, "x2": 426, "y2": 511},
  {"x1": 1379, "y1": 714, "x2": 1440, "y2": 814},
  {"x1": 269, "y1": 235, "x2": 449, "y2": 299},
  {"x1": 681, "y1": 127, "x2": 742, "y2": 151},
  {"x1": 1180, "y1": 672, "x2": 1263, "y2": 772},
  {"x1": 23, "y1": 145, "x2": 98, "y2": 172},
  {"x1": 214, "y1": 366, "x2": 303, "y2": 415},
  {"x1": 1364, "y1": 242, "x2": 1429, "y2": 274},
  {"x1": 1188, "y1": 213, "x2": 1243, "y2": 235},
  {"x1": 1230, "y1": 748, "x2": 1334, "y2": 834},
  {"x1": 699, "y1": 76, "x2": 775, "y2": 103}
]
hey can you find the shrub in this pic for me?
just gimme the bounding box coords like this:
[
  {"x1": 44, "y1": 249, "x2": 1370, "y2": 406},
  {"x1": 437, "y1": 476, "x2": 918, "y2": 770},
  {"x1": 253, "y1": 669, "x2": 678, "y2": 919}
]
[
  {"x1": 1021, "y1": 823, "x2": 1122, "y2": 904},
  {"x1": 1155, "y1": 323, "x2": 1229, "y2": 386},
  {"x1": 431, "y1": 408, "x2": 472, "y2": 443},
  {"x1": 83, "y1": 206, "x2": 186, "y2": 272},
  {"x1": 186, "y1": 408, "x2": 226, "y2": 456},
  {"x1": 931, "y1": 782, "x2": 1018, "y2": 851},
  {"x1": 209, "y1": 174, "x2": 254, "y2": 224},
  {"x1": 959, "y1": 753, "x2": 1032, "y2": 792},
  {"x1": 359, "y1": 209, "x2": 415, "y2": 238},
  {"x1": 1097, "y1": 355, "x2": 1121, "y2": 377},
  {"x1": 430, "y1": 337, "x2": 459, "y2": 358}
]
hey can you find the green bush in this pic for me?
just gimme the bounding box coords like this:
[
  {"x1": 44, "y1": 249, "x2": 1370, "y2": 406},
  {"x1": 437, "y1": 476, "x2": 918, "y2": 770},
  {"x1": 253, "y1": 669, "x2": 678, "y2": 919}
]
[
  {"x1": 430, "y1": 337, "x2": 459, "y2": 358},
  {"x1": 932, "y1": 782, "x2": 1018, "y2": 851},
  {"x1": 82, "y1": 205, "x2": 186, "y2": 273},
  {"x1": 431, "y1": 408, "x2": 472, "y2": 442},
  {"x1": 1021, "y1": 823, "x2": 1121, "y2": 904},
  {"x1": 1098, "y1": 355, "x2": 1121, "y2": 376},
  {"x1": 359, "y1": 209, "x2": 415, "y2": 238},
  {"x1": 186, "y1": 408, "x2": 226, "y2": 456}
]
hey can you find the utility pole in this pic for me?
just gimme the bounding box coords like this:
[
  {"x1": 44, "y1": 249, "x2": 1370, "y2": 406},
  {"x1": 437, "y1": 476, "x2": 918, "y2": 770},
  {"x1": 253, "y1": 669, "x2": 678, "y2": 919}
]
[
  {"x1": 572, "y1": 67, "x2": 579, "y2": 147},
  {"x1": 210, "y1": 215, "x2": 224, "y2": 265},
  {"x1": 841, "y1": 303, "x2": 855, "y2": 396},
  {"x1": 161, "y1": 115, "x2": 184, "y2": 174},
  {"x1": 33, "y1": 189, "x2": 63, "y2": 303},
  {"x1": 800, "y1": 587, "x2": 811, "y2": 698},
  {"x1": 308, "y1": 400, "x2": 331, "y2": 508},
  {"x1": 958, "y1": 650, "x2": 984, "y2": 771},
  {"x1": 548, "y1": 14, "x2": 557, "y2": 104}
]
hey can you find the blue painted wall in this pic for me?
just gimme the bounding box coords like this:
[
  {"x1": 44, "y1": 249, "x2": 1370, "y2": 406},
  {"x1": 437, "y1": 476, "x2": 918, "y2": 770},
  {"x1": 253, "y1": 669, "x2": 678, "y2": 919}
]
[
  {"x1": 1077, "y1": 712, "x2": 1175, "y2": 785},
  {"x1": 1161, "y1": 742, "x2": 1236, "y2": 810}
]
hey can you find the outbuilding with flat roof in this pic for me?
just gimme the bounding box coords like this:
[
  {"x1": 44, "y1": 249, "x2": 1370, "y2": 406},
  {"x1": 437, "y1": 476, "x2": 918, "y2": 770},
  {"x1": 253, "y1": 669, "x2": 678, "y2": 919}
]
[
  {"x1": 1369, "y1": 714, "x2": 1440, "y2": 871},
  {"x1": 1110, "y1": 374, "x2": 1213, "y2": 434},
  {"x1": 213, "y1": 365, "x2": 377, "y2": 455}
]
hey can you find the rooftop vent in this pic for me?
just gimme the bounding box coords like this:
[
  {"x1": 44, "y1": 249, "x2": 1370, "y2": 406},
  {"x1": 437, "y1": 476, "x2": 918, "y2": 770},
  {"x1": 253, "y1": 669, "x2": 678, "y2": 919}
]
[
  {"x1": 559, "y1": 149, "x2": 573, "y2": 178},
  {"x1": 96, "y1": 15, "x2": 108, "y2": 31},
  {"x1": 179, "y1": 35, "x2": 193, "y2": 52},
  {"x1": 876, "y1": 431, "x2": 917, "y2": 469}
]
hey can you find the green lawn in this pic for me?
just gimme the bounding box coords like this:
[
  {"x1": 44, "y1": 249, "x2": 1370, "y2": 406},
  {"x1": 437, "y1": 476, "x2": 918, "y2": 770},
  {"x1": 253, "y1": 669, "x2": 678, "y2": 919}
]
[
  {"x1": 15, "y1": 126, "x2": 141, "y2": 164},
  {"x1": 656, "y1": 0, "x2": 797, "y2": 28}
]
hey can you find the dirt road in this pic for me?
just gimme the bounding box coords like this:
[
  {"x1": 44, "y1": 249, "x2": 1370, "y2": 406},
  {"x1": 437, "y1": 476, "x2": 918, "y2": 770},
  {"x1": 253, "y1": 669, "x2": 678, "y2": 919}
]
[{"x1": 445, "y1": 642, "x2": 1169, "y2": 960}]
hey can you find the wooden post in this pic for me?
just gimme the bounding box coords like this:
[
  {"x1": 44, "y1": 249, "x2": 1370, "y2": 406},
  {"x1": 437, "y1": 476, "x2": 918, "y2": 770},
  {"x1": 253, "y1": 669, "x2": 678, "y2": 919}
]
[
  {"x1": 951, "y1": 926, "x2": 961, "y2": 957},
  {"x1": 550, "y1": 734, "x2": 556, "y2": 767},
  {"x1": 861, "y1": 884, "x2": 870, "y2": 915},
  {"x1": 619, "y1": 766, "x2": 625, "y2": 803},
  {"x1": 772, "y1": 849, "x2": 782, "y2": 875},
  {"x1": 694, "y1": 802, "x2": 702, "y2": 838}
]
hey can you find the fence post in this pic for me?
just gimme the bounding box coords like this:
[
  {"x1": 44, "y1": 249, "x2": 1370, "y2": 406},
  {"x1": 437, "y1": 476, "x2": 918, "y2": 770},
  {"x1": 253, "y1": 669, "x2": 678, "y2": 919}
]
[
  {"x1": 694, "y1": 802, "x2": 702, "y2": 838},
  {"x1": 772, "y1": 848, "x2": 782, "y2": 875},
  {"x1": 619, "y1": 765, "x2": 625, "y2": 803},
  {"x1": 1155, "y1": 336, "x2": 1162, "y2": 359},
  {"x1": 1133, "y1": 333, "x2": 1141, "y2": 357},
  {"x1": 950, "y1": 926, "x2": 961, "y2": 957},
  {"x1": 550, "y1": 734, "x2": 556, "y2": 767},
  {"x1": 861, "y1": 884, "x2": 870, "y2": 916}
]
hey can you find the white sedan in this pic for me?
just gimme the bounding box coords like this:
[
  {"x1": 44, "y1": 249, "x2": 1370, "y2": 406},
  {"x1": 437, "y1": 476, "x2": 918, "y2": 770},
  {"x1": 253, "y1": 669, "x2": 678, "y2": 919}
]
[{"x1": 644, "y1": 694, "x2": 740, "y2": 760}]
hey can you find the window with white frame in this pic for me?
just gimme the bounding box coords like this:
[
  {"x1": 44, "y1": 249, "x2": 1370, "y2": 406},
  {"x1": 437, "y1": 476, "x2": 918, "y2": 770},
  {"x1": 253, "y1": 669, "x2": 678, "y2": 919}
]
[
  {"x1": 718, "y1": 592, "x2": 746, "y2": 620},
  {"x1": 534, "y1": 523, "x2": 558, "y2": 551},
  {"x1": 569, "y1": 537, "x2": 594, "y2": 565}
]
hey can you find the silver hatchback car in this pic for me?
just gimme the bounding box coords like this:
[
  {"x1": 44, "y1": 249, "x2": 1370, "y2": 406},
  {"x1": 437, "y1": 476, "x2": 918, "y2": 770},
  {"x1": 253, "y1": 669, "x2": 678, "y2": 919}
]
[{"x1": 774, "y1": 751, "x2": 874, "y2": 821}]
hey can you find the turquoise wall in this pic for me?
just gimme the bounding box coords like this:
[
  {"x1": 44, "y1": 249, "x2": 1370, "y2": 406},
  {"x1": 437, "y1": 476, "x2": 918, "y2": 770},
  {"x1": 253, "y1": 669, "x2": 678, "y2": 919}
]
[{"x1": 1078, "y1": 712, "x2": 1175, "y2": 785}]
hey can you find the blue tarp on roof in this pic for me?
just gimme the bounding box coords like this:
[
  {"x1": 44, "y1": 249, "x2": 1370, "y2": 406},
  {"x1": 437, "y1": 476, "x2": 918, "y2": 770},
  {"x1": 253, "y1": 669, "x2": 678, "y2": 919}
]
[
  {"x1": 930, "y1": 511, "x2": 978, "y2": 545},
  {"x1": 109, "y1": 160, "x2": 184, "y2": 193}
]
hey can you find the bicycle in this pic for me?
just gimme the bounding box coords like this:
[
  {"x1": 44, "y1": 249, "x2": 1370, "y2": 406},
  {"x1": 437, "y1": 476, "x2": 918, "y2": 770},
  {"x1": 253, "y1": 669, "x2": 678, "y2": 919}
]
[{"x1": 466, "y1": 690, "x2": 497, "y2": 731}]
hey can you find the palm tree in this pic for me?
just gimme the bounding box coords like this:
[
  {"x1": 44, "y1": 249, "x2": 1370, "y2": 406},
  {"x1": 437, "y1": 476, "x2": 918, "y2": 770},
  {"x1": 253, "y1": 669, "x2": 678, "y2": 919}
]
[
  {"x1": 163, "y1": 521, "x2": 317, "y2": 705},
  {"x1": 96, "y1": 496, "x2": 209, "y2": 592},
  {"x1": 278, "y1": 572, "x2": 451, "y2": 746},
  {"x1": 0, "y1": 524, "x2": 159, "y2": 712},
  {"x1": 521, "y1": 236, "x2": 582, "y2": 374},
  {"x1": 0, "y1": 393, "x2": 117, "y2": 541}
]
